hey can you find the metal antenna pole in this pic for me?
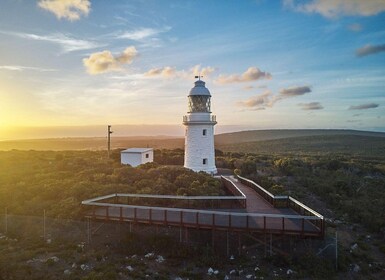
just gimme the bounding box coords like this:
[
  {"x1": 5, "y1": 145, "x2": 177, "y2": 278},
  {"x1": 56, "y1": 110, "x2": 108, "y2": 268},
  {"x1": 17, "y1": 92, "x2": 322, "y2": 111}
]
[{"x1": 107, "y1": 125, "x2": 113, "y2": 158}]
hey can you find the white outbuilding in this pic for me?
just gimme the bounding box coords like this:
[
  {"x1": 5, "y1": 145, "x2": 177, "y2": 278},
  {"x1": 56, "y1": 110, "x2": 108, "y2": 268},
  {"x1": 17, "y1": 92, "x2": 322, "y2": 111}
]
[{"x1": 120, "y1": 148, "x2": 154, "y2": 167}]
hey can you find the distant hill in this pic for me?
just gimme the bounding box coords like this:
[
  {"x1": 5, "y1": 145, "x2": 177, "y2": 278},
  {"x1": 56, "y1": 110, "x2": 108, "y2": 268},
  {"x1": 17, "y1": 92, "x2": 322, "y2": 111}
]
[
  {"x1": 215, "y1": 129, "x2": 385, "y2": 145},
  {"x1": 217, "y1": 134, "x2": 385, "y2": 158},
  {"x1": 1, "y1": 130, "x2": 384, "y2": 157},
  {"x1": 0, "y1": 136, "x2": 184, "y2": 151}
]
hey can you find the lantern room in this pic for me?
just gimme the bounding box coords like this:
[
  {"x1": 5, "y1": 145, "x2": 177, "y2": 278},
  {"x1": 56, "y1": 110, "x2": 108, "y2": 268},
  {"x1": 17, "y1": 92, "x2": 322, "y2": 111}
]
[{"x1": 188, "y1": 80, "x2": 211, "y2": 113}]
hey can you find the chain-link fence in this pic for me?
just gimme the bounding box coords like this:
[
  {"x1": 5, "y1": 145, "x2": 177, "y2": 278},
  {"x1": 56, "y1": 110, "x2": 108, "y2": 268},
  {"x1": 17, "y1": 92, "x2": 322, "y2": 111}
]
[{"x1": 0, "y1": 208, "x2": 92, "y2": 244}]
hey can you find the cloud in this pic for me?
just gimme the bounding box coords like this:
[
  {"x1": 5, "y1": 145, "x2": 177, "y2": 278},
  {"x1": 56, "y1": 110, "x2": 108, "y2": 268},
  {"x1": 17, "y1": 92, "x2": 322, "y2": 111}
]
[
  {"x1": 279, "y1": 86, "x2": 311, "y2": 96},
  {"x1": 356, "y1": 44, "x2": 385, "y2": 57},
  {"x1": 298, "y1": 102, "x2": 324, "y2": 110},
  {"x1": 215, "y1": 67, "x2": 272, "y2": 84},
  {"x1": 0, "y1": 65, "x2": 56, "y2": 72},
  {"x1": 283, "y1": 0, "x2": 385, "y2": 18},
  {"x1": 347, "y1": 23, "x2": 362, "y2": 32},
  {"x1": 118, "y1": 27, "x2": 171, "y2": 41},
  {"x1": 1, "y1": 31, "x2": 103, "y2": 53},
  {"x1": 243, "y1": 85, "x2": 254, "y2": 90},
  {"x1": 38, "y1": 0, "x2": 90, "y2": 21},
  {"x1": 143, "y1": 64, "x2": 216, "y2": 79},
  {"x1": 144, "y1": 66, "x2": 176, "y2": 78},
  {"x1": 237, "y1": 85, "x2": 312, "y2": 110},
  {"x1": 347, "y1": 119, "x2": 361, "y2": 123},
  {"x1": 236, "y1": 91, "x2": 272, "y2": 110},
  {"x1": 83, "y1": 46, "x2": 138, "y2": 75},
  {"x1": 348, "y1": 103, "x2": 379, "y2": 110},
  {"x1": 190, "y1": 65, "x2": 216, "y2": 77}
]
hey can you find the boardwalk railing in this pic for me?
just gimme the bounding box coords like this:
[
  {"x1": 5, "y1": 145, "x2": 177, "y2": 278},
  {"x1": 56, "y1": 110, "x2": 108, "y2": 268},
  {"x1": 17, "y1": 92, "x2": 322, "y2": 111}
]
[
  {"x1": 81, "y1": 201, "x2": 323, "y2": 237},
  {"x1": 237, "y1": 175, "x2": 324, "y2": 236},
  {"x1": 83, "y1": 177, "x2": 246, "y2": 210},
  {"x1": 81, "y1": 176, "x2": 324, "y2": 237}
]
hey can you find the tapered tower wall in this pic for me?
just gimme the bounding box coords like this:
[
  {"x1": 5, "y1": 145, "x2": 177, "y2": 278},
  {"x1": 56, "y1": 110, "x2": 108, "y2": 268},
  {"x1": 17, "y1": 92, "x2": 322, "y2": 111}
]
[{"x1": 183, "y1": 80, "x2": 217, "y2": 175}]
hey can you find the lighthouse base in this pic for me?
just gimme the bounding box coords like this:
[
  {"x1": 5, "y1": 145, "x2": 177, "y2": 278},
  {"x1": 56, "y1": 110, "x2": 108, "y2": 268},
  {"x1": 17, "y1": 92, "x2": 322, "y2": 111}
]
[{"x1": 185, "y1": 165, "x2": 217, "y2": 175}]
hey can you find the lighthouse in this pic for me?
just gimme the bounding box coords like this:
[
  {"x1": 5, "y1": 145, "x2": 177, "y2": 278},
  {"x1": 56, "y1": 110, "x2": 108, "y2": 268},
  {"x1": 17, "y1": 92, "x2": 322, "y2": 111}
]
[{"x1": 183, "y1": 77, "x2": 217, "y2": 174}]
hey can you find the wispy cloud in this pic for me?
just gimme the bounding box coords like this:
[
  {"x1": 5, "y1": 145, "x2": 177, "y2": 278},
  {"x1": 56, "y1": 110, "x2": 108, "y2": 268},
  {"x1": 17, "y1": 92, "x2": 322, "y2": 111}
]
[
  {"x1": 215, "y1": 67, "x2": 272, "y2": 84},
  {"x1": 347, "y1": 23, "x2": 362, "y2": 32},
  {"x1": 356, "y1": 44, "x2": 385, "y2": 57},
  {"x1": 118, "y1": 26, "x2": 171, "y2": 41},
  {"x1": 237, "y1": 85, "x2": 312, "y2": 110},
  {"x1": 279, "y1": 86, "x2": 311, "y2": 96},
  {"x1": 348, "y1": 103, "x2": 379, "y2": 110},
  {"x1": 144, "y1": 66, "x2": 176, "y2": 78},
  {"x1": 0, "y1": 65, "x2": 56, "y2": 72},
  {"x1": 1, "y1": 30, "x2": 104, "y2": 53},
  {"x1": 83, "y1": 46, "x2": 138, "y2": 75},
  {"x1": 284, "y1": 0, "x2": 385, "y2": 18},
  {"x1": 38, "y1": 0, "x2": 90, "y2": 21},
  {"x1": 143, "y1": 64, "x2": 216, "y2": 79},
  {"x1": 298, "y1": 102, "x2": 324, "y2": 110},
  {"x1": 236, "y1": 90, "x2": 272, "y2": 110},
  {"x1": 190, "y1": 65, "x2": 216, "y2": 78},
  {"x1": 243, "y1": 85, "x2": 254, "y2": 90}
]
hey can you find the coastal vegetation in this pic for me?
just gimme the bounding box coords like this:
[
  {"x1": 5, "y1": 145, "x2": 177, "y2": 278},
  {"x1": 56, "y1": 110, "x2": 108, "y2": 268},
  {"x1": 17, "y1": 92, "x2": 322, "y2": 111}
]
[{"x1": 0, "y1": 130, "x2": 384, "y2": 279}]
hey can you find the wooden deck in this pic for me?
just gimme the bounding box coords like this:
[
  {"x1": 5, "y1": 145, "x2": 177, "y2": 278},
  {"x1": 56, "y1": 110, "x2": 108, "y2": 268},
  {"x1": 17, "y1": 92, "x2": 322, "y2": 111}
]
[{"x1": 82, "y1": 176, "x2": 324, "y2": 238}]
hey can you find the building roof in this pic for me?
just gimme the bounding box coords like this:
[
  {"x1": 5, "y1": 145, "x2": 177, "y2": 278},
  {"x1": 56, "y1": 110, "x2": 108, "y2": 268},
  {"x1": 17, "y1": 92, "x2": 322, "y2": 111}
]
[
  {"x1": 121, "y1": 148, "x2": 153, "y2": 153},
  {"x1": 189, "y1": 80, "x2": 211, "y2": 96}
]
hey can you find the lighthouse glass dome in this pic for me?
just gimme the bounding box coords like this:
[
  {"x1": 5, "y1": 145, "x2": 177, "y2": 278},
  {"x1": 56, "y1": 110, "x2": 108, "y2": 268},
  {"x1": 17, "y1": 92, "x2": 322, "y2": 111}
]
[{"x1": 188, "y1": 80, "x2": 211, "y2": 113}]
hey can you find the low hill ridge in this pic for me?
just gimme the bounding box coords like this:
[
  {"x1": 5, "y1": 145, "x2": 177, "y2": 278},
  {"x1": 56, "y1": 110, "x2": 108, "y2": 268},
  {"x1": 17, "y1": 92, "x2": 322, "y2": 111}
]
[{"x1": 215, "y1": 129, "x2": 385, "y2": 145}]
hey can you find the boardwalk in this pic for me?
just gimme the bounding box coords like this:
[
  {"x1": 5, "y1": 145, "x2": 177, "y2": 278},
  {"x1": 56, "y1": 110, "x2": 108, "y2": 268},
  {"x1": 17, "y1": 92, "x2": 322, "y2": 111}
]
[
  {"x1": 227, "y1": 177, "x2": 295, "y2": 215},
  {"x1": 82, "y1": 176, "x2": 324, "y2": 237}
]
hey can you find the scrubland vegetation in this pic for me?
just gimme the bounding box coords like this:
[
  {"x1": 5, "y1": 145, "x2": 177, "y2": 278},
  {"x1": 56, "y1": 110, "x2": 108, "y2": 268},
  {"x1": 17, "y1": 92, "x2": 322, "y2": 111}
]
[
  {"x1": 1, "y1": 131, "x2": 385, "y2": 279},
  {"x1": 0, "y1": 150, "x2": 221, "y2": 219}
]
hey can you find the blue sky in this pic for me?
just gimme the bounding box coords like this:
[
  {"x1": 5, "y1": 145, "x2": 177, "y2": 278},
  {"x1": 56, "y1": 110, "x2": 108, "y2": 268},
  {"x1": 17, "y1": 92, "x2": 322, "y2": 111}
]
[{"x1": 0, "y1": 0, "x2": 384, "y2": 139}]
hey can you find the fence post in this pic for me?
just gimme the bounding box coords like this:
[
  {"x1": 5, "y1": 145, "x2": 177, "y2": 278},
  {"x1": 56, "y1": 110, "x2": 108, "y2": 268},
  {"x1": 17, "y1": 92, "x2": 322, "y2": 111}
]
[
  {"x1": 87, "y1": 217, "x2": 91, "y2": 244},
  {"x1": 5, "y1": 207, "x2": 7, "y2": 235},
  {"x1": 149, "y1": 209, "x2": 152, "y2": 224},
  {"x1": 43, "y1": 209, "x2": 46, "y2": 242},
  {"x1": 335, "y1": 231, "x2": 338, "y2": 271}
]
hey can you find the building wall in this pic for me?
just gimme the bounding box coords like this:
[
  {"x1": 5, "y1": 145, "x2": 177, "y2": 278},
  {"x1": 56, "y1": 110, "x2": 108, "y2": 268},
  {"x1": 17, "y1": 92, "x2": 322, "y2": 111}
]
[
  {"x1": 140, "y1": 150, "x2": 154, "y2": 164},
  {"x1": 184, "y1": 124, "x2": 217, "y2": 174},
  {"x1": 121, "y1": 150, "x2": 153, "y2": 167}
]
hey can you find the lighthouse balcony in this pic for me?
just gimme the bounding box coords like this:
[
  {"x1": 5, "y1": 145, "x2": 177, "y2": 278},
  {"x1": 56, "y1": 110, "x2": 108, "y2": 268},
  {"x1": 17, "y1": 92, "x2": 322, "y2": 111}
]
[{"x1": 183, "y1": 114, "x2": 217, "y2": 125}]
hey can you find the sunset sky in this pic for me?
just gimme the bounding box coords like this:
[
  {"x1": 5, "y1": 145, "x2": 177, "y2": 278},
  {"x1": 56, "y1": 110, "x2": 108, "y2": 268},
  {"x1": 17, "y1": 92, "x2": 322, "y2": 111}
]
[{"x1": 0, "y1": 0, "x2": 384, "y2": 139}]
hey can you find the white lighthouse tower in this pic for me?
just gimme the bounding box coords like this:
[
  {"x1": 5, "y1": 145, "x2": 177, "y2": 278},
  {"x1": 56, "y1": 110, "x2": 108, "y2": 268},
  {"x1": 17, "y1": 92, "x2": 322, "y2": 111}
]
[{"x1": 183, "y1": 77, "x2": 217, "y2": 174}]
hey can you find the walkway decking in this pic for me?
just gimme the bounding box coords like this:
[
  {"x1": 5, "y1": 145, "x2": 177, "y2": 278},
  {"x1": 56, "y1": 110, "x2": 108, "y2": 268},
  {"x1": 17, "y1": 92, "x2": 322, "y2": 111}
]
[
  {"x1": 82, "y1": 176, "x2": 324, "y2": 237},
  {"x1": 227, "y1": 177, "x2": 295, "y2": 215}
]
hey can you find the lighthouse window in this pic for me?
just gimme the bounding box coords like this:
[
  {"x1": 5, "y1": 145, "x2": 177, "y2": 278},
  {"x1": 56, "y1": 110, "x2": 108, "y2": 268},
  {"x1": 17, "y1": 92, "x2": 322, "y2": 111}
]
[
  {"x1": 188, "y1": 95, "x2": 211, "y2": 112},
  {"x1": 145, "y1": 154, "x2": 149, "y2": 158},
  {"x1": 203, "y1": 129, "x2": 207, "y2": 136},
  {"x1": 203, "y1": 158, "x2": 207, "y2": 165}
]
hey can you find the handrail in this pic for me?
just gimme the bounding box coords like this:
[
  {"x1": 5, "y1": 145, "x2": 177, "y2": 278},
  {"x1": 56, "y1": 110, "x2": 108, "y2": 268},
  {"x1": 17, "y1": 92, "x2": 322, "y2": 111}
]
[
  {"x1": 289, "y1": 197, "x2": 324, "y2": 219},
  {"x1": 83, "y1": 193, "x2": 245, "y2": 204},
  {"x1": 82, "y1": 176, "x2": 324, "y2": 237},
  {"x1": 82, "y1": 201, "x2": 322, "y2": 220},
  {"x1": 118, "y1": 193, "x2": 244, "y2": 200},
  {"x1": 237, "y1": 175, "x2": 324, "y2": 227},
  {"x1": 221, "y1": 176, "x2": 247, "y2": 198},
  {"x1": 237, "y1": 175, "x2": 274, "y2": 198}
]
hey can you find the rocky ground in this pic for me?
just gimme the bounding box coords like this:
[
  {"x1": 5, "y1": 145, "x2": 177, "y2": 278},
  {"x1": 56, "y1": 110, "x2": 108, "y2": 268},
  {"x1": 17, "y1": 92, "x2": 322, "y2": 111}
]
[{"x1": 1, "y1": 223, "x2": 384, "y2": 280}]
